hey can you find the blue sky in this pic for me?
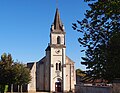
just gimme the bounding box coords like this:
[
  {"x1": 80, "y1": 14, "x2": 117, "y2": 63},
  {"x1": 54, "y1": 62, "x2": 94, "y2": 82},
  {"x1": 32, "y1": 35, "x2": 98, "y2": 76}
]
[{"x1": 0, "y1": 0, "x2": 89, "y2": 70}]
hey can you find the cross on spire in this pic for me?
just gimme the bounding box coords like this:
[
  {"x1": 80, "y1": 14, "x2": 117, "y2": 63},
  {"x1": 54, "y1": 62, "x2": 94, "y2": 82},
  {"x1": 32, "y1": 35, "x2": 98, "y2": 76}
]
[
  {"x1": 56, "y1": 0, "x2": 58, "y2": 8},
  {"x1": 50, "y1": 3, "x2": 65, "y2": 32}
]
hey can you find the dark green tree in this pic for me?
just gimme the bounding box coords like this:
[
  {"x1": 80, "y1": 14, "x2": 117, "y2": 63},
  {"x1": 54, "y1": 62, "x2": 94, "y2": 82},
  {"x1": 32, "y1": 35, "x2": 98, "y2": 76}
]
[
  {"x1": 72, "y1": 0, "x2": 120, "y2": 82},
  {"x1": 0, "y1": 53, "x2": 15, "y2": 93},
  {"x1": 0, "y1": 53, "x2": 31, "y2": 93},
  {"x1": 13, "y1": 63, "x2": 31, "y2": 92},
  {"x1": 105, "y1": 32, "x2": 120, "y2": 81}
]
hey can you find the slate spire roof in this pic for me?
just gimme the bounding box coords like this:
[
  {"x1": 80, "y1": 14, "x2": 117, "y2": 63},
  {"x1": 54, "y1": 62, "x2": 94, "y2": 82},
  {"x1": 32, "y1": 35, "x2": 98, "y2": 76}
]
[{"x1": 51, "y1": 8, "x2": 64, "y2": 32}]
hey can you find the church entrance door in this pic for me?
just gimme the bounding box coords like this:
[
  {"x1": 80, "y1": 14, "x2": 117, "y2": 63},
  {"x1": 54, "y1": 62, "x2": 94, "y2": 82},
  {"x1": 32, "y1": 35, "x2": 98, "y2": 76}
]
[{"x1": 55, "y1": 82, "x2": 61, "y2": 92}]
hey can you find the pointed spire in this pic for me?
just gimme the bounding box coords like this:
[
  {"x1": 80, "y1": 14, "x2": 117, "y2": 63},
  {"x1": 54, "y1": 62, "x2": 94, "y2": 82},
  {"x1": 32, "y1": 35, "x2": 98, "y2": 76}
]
[
  {"x1": 54, "y1": 8, "x2": 61, "y2": 30},
  {"x1": 51, "y1": 8, "x2": 64, "y2": 32}
]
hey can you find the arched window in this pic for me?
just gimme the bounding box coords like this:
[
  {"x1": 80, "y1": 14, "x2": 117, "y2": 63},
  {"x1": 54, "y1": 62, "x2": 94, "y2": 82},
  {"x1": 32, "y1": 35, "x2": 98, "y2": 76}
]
[
  {"x1": 56, "y1": 63, "x2": 58, "y2": 70},
  {"x1": 59, "y1": 63, "x2": 61, "y2": 71},
  {"x1": 57, "y1": 36, "x2": 61, "y2": 44}
]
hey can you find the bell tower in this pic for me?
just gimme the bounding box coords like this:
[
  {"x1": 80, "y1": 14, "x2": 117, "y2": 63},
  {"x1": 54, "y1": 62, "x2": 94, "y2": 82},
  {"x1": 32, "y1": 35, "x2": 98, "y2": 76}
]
[
  {"x1": 48, "y1": 8, "x2": 67, "y2": 92},
  {"x1": 50, "y1": 8, "x2": 66, "y2": 46}
]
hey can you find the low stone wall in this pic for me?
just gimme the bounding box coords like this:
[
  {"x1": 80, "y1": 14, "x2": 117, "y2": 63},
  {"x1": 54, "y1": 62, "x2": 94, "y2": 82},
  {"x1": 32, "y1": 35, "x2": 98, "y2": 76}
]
[
  {"x1": 112, "y1": 83, "x2": 120, "y2": 93},
  {"x1": 75, "y1": 84, "x2": 112, "y2": 93},
  {"x1": 6, "y1": 92, "x2": 60, "y2": 93},
  {"x1": 112, "y1": 79, "x2": 120, "y2": 93},
  {"x1": 6, "y1": 92, "x2": 73, "y2": 93},
  {"x1": 7, "y1": 92, "x2": 28, "y2": 93},
  {"x1": 7, "y1": 92, "x2": 50, "y2": 93}
]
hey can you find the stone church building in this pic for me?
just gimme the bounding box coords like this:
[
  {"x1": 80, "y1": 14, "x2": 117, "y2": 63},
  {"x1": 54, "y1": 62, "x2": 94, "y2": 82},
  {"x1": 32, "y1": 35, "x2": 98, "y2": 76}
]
[{"x1": 27, "y1": 8, "x2": 76, "y2": 93}]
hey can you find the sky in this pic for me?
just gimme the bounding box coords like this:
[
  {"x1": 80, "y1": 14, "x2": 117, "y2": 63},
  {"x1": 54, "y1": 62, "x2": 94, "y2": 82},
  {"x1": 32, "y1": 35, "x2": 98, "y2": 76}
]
[{"x1": 0, "y1": 0, "x2": 89, "y2": 70}]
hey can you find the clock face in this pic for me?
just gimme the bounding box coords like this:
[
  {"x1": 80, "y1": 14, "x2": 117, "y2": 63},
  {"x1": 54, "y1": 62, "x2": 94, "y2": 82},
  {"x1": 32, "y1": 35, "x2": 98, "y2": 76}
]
[{"x1": 55, "y1": 49, "x2": 60, "y2": 54}]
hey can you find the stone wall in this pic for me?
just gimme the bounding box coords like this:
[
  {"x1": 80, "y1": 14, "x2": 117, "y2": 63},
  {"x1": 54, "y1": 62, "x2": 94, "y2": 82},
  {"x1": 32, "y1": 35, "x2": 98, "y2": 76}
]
[
  {"x1": 28, "y1": 62, "x2": 36, "y2": 92},
  {"x1": 75, "y1": 85, "x2": 112, "y2": 93},
  {"x1": 112, "y1": 79, "x2": 120, "y2": 93},
  {"x1": 36, "y1": 61, "x2": 45, "y2": 91},
  {"x1": 112, "y1": 83, "x2": 120, "y2": 93}
]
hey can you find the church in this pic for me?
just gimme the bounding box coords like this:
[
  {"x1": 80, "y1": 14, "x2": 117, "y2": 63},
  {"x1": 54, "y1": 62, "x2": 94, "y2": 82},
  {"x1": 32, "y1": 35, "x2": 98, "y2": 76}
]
[{"x1": 27, "y1": 8, "x2": 76, "y2": 93}]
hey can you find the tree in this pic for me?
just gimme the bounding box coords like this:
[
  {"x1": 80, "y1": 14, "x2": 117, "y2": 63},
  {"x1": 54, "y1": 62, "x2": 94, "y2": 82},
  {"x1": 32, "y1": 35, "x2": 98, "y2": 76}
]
[
  {"x1": 13, "y1": 63, "x2": 31, "y2": 92},
  {"x1": 0, "y1": 53, "x2": 31, "y2": 93},
  {"x1": 105, "y1": 32, "x2": 120, "y2": 81},
  {"x1": 0, "y1": 53, "x2": 15, "y2": 93},
  {"x1": 72, "y1": 0, "x2": 120, "y2": 82},
  {"x1": 76, "y1": 69, "x2": 86, "y2": 77}
]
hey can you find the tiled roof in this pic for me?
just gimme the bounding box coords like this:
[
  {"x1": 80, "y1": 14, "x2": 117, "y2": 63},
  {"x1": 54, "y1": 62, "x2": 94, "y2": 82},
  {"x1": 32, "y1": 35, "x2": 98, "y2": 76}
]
[
  {"x1": 27, "y1": 62, "x2": 34, "y2": 70},
  {"x1": 66, "y1": 56, "x2": 75, "y2": 64}
]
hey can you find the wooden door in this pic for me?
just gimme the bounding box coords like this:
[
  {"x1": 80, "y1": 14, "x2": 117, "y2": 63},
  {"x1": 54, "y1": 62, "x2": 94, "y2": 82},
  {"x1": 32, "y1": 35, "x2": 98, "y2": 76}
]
[{"x1": 55, "y1": 82, "x2": 61, "y2": 92}]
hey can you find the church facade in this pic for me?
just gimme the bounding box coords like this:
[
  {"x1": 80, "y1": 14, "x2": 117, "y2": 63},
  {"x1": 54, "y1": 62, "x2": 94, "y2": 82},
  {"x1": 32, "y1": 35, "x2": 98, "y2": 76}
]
[{"x1": 27, "y1": 8, "x2": 76, "y2": 93}]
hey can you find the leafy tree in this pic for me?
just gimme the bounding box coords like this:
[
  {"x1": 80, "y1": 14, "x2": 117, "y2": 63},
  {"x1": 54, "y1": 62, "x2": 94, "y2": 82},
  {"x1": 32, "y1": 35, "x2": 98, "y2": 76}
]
[
  {"x1": 76, "y1": 69, "x2": 86, "y2": 77},
  {"x1": 0, "y1": 53, "x2": 15, "y2": 93},
  {"x1": 72, "y1": 0, "x2": 120, "y2": 82},
  {"x1": 13, "y1": 63, "x2": 31, "y2": 92},
  {"x1": 14, "y1": 63, "x2": 31, "y2": 85},
  {"x1": 0, "y1": 53, "x2": 31, "y2": 92}
]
